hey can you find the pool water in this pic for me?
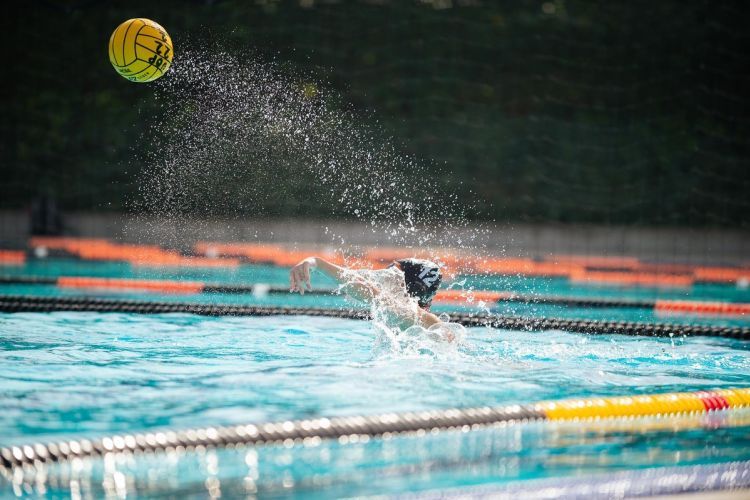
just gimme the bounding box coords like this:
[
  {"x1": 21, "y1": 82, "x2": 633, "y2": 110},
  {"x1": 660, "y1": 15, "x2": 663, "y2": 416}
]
[
  {"x1": 15, "y1": 414, "x2": 750, "y2": 498},
  {"x1": 4, "y1": 259, "x2": 750, "y2": 304},
  {"x1": 3, "y1": 310, "x2": 747, "y2": 445},
  {"x1": 2, "y1": 260, "x2": 750, "y2": 327},
  {"x1": 2, "y1": 310, "x2": 750, "y2": 495},
  {"x1": 1, "y1": 259, "x2": 750, "y2": 496}
]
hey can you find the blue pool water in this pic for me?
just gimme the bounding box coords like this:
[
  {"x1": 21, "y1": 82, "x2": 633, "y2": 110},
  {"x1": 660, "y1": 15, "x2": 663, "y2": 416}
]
[
  {"x1": 3, "y1": 310, "x2": 748, "y2": 446},
  {"x1": 4, "y1": 259, "x2": 750, "y2": 304},
  {"x1": 1, "y1": 259, "x2": 750, "y2": 496},
  {"x1": 2, "y1": 260, "x2": 750, "y2": 328},
  {"x1": 2, "y1": 311, "x2": 750, "y2": 495}
]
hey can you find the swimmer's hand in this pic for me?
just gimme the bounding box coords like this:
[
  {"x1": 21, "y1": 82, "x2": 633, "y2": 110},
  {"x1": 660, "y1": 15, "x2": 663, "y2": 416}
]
[
  {"x1": 427, "y1": 321, "x2": 460, "y2": 343},
  {"x1": 290, "y1": 257, "x2": 316, "y2": 295}
]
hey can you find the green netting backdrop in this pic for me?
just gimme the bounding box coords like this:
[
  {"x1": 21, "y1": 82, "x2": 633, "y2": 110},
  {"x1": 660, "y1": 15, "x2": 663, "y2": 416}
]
[{"x1": 2, "y1": 0, "x2": 748, "y2": 226}]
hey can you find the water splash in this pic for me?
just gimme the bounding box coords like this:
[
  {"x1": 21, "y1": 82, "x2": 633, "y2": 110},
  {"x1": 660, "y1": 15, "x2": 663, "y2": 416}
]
[
  {"x1": 337, "y1": 267, "x2": 466, "y2": 356},
  {"x1": 124, "y1": 39, "x2": 506, "y2": 333},
  {"x1": 130, "y1": 41, "x2": 490, "y2": 272}
]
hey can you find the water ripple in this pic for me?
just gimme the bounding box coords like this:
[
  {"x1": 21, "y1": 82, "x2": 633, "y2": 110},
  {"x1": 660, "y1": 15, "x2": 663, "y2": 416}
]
[{"x1": 1, "y1": 312, "x2": 749, "y2": 445}]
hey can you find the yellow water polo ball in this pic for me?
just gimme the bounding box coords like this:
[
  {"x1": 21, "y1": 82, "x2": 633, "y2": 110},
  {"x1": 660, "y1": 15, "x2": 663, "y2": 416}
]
[{"x1": 109, "y1": 18, "x2": 173, "y2": 83}]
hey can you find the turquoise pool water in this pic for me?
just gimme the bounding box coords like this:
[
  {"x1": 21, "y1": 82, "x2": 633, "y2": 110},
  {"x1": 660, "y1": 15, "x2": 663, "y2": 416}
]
[
  {"x1": 4, "y1": 259, "x2": 750, "y2": 304},
  {"x1": 3, "y1": 311, "x2": 748, "y2": 446},
  {"x1": 1, "y1": 259, "x2": 750, "y2": 496},
  {"x1": 2, "y1": 259, "x2": 750, "y2": 327},
  {"x1": 2, "y1": 311, "x2": 750, "y2": 496}
]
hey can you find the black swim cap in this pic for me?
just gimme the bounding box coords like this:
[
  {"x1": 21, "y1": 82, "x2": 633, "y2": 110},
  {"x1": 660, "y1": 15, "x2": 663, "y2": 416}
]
[{"x1": 397, "y1": 258, "x2": 442, "y2": 308}]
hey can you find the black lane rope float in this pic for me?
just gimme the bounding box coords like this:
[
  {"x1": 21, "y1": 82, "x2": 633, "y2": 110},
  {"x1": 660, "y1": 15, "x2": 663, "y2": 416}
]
[
  {"x1": 3, "y1": 386, "x2": 750, "y2": 470},
  {"x1": 502, "y1": 294, "x2": 654, "y2": 309},
  {"x1": 0, "y1": 294, "x2": 748, "y2": 339},
  {"x1": 0, "y1": 276, "x2": 58, "y2": 285}
]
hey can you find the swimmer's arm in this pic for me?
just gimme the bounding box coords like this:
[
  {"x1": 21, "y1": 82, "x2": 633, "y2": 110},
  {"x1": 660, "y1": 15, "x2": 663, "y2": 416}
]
[
  {"x1": 417, "y1": 310, "x2": 458, "y2": 342},
  {"x1": 307, "y1": 259, "x2": 442, "y2": 327},
  {"x1": 418, "y1": 309, "x2": 441, "y2": 327},
  {"x1": 290, "y1": 256, "x2": 377, "y2": 300}
]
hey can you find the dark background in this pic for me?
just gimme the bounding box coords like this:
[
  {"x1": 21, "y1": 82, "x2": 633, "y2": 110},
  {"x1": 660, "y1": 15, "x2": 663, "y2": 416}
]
[{"x1": 2, "y1": 0, "x2": 749, "y2": 227}]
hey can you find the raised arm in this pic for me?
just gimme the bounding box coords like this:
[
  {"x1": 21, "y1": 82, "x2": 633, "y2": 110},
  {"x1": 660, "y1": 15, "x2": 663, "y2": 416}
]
[{"x1": 289, "y1": 256, "x2": 377, "y2": 301}]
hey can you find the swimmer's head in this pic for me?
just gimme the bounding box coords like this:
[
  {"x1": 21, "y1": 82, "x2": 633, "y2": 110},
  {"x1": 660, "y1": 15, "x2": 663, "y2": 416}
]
[{"x1": 392, "y1": 258, "x2": 442, "y2": 309}]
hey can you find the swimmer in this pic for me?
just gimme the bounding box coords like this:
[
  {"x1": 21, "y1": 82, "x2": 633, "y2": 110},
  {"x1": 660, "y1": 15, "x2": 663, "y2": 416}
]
[{"x1": 289, "y1": 256, "x2": 444, "y2": 330}]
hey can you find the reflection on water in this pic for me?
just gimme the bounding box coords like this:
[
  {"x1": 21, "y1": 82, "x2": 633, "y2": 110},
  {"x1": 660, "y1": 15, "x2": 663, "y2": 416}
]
[
  {"x1": 6, "y1": 410, "x2": 750, "y2": 498},
  {"x1": 2, "y1": 311, "x2": 750, "y2": 496},
  {"x1": 2, "y1": 312, "x2": 750, "y2": 446}
]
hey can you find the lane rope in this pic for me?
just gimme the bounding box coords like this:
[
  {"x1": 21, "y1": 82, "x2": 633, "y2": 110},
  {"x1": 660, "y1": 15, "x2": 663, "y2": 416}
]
[
  {"x1": 2, "y1": 387, "x2": 749, "y2": 470},
  {"x1": 2, "y1": 275, "x2": 749, "y2": 314},
  {"x1": 0, "y1": 294, "x2": 748, "y2": 338}
]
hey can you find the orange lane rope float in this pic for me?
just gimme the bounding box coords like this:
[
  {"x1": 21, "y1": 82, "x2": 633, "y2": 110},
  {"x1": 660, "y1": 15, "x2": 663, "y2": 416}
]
[
  {"x1": 56, "y1": 277, "x2": 205, "y2": 294},
  {"x1": 0, "y1": 251, "x2": 25, "y2": 265},
  {"x1": 655, "y1": 299, "x2": 750, "y2": 316},
  {"x1": 29, "y1": 237, "x2": 239, "y2": 268},
  {"x1": 24, "y1": 237, "x2": 750, "y2": 285},
  {"x1": 3, "y1": 275, "x2": 748, "y2": 316}
]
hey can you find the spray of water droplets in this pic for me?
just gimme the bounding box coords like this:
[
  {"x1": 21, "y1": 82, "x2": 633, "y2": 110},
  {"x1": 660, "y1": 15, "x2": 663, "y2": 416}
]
[
  {"x1": 130, "y1": 43, "x2": 490, "y2": 264},
  {"x1": 123, "y1": 41, "x2": 506, "y2": 338},
  {"x1": 335, "y1": 266, "x2": 467, "y2": 354}
]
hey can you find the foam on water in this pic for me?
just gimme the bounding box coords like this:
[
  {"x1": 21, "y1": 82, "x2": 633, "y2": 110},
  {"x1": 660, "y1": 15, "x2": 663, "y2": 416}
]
[{"x1": 335, "y1": 266, "x2": 467, "y2": 356}]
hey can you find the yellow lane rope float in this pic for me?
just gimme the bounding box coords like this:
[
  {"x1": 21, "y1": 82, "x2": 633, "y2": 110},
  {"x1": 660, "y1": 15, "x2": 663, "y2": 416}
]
[
  {"x1": 2, "y1": 387, "x2": 750, "y2": 469},
  {"x1": 537, "y1": 388, "x2": 750, "y2": 420}
]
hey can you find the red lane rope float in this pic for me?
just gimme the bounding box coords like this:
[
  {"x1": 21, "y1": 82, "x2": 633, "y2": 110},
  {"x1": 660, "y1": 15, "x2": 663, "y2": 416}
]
[
  {"x1": 696, "y1": 391, "x2": 730, "y2": 411},
  {"x1": 481, "y1": 259, "x2": 581, "y2": 278},
  {"x1": 635, "y1": 263, "x2": 699, "y2": 274},
  {"x1": 196, "y1": 242, "x2": 748, "y2": 285},
  {"x1": 57, "y1": 277, "x2": 205, "y2": 294},
  {"x1": 436, "y1": 291, "x2": 750, "y2": 317},
  {"x1": 30, "y1": 238, "x2": 239, "y2": 268},
  {"x1": 3, "y1": 274, "x2": 749, "y2": 316},
  {"x1": 195, "y1": 241, "x2": 280, "y2": 260},
  {"x1": 194, "y1": 242, "x2": 348, "y2": 267},
  {"x1": 694, "y1": 267, "x2": 750, "y2": 284},
  {"x1": 2, "y1": 387, "x2": 750, "y2": 469},
  {"x1": 570, "y1": 269, "x2": 695, "y2": 288},
  {"x1": 543, "y1": 254, "x2": 642, "y2": 270},
  {"x1": 365, "y1": 247, "x2": 464, "y2": 269},
  {"x1": 655, "y1": 299, "x2": 750, "y2": 316},
  {"x1": 24, "y1": 237, "x2": 750, "y2": 284},
  {"x1": 0, "y1": 250, "x2": 25, "y2": 265}
]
